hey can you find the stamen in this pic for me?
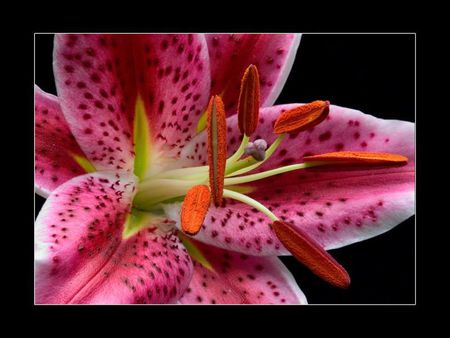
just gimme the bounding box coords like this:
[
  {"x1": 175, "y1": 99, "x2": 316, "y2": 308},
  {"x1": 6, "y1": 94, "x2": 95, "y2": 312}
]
[
  {"x1": 273, "y1": 100, "x2": 330, "y2": 134},
  {"x1": 207, "y1": 95, "x2": 227, "y2": 206},
  {"x1": 303, "y1": 151, "x2": 408, "y2": 166},
  {"x1": 181, "y1": 185, "x2": 211, "y2": 235},
  {"x1": 238, "y1": 64, "x2": 260, "y2": 136},
  {"x1": 272, "y1": 221, "x2": 350, "y2": 289}
]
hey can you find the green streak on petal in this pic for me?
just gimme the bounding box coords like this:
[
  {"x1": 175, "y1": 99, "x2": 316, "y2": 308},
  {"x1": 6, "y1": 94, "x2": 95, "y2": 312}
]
[
  {"x1": 178, "y1": 232, "x2": 214, "y2": 271},
  {"x1": 133, "y1": 95, "x2": 151, "y2": 180},
  {"x1": 196, "y1": 110, "x2": 208, "y2": 133},
  {"x1": 72, "y1": 154, "x2": 96, "y2": 173},
  {"x1": 122, "y1": 208, "x2": 165, "y2": 239}
]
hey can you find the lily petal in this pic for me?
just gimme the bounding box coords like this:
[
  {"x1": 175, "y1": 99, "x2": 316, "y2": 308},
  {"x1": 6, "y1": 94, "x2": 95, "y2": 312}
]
[
  {"x1": 178, "y1": 240, "x2": 306, "y2": 304},
  {"x1": 206, "y1": 34, "x2": 301, "y2": 115},
  {"x1": 131, "y1": 34, "x2": 211, "y2": 162},
  {"x1": 35, "y1": 85, "x2": 90, "y2": 197},
  {"x1": 53, "y1": 34, "x2": 211, "y2": 178},
  {"x1": 53, "y1": 34, "x2": 136, "y2": 173},
  {"x1": 35, "y1": 172, "x2": 193, "y2": 304},
  {"x1": 173, "y1": 104, "x2": 414, "y2": 255}
]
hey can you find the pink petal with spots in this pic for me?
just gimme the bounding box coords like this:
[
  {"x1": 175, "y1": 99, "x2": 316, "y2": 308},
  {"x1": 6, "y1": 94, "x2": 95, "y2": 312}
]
[
  {"x1": 53, "y1": 34, "x2": 211, "y2": 174},
  {"x1": 164, "y1": 198, "x2": 286, "y2": 255},
  {"x1": 178, "y1": 240, "x2": 306, "y2": 304},
  {"x1": 53, "y1": 34, "x2": 136, "y2": 173},
  {"x1": 35, "y1": 172, "x2": 193, "y2": 304},
  {"x1": 35, "y1": 85, "x2": 88, "y2": 197},
  {"x1": 171, "y1": 104, "x2": 414, "y2": 254},
  {"x1": 131, "y1": 34, "x2": 211, "y2": 159},
  {"x1": 206, "y1": 34, "x2": 301, "y2": 115}
]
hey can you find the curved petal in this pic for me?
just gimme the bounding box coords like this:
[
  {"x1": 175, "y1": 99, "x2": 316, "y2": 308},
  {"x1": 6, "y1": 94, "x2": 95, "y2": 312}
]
[
  {"x1": 131, "y1": 34, "x2": 211, "y2": 161},
  {"x1": 172, "y1": 104, "x2": 414, "y2": 254},
  {"x1": 53, "y1": 34, "x2": 136, "y2": 172},
  {"x1": 178, "y1": 240, "x2": 306, "y2": 304},
  {"x1": 35, "y1": 172, "x2": 193, "y2": 304},
  {"x1": 206, "y1": 34, "x2": 301, "y2": 115},
  {"x1": 35, "y1": 85, "x2": 89, "y2": 197},
  {"x1": 53, "y1": 34, "x2": 211, "y2": 178}
]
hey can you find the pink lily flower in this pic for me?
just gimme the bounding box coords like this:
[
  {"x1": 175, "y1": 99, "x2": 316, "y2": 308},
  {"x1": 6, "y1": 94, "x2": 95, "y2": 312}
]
[{"x1": 35, "y1": 33, "x2": 414, "y2": 304}]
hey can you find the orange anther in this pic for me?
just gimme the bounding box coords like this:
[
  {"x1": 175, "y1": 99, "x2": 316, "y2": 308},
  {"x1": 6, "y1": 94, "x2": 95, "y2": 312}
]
[
  {"x1": 273, "y1": 100, "x2": 330, "y2": 134},
  {"x1": 304, "y1": 151, "x2": 408, "y2": 166},
  {"x1": 181, "y1": 185, "x2": 211, "y2": 235},
  {"x1": 207, "y1": 95, "x2": 227, "y2": 206},
  {"x1": 272, "y1": 220, "x2": 350, "y2": 289},
  {"x1": 238, "y1": 65, "x2": 260, "y2": 136}
]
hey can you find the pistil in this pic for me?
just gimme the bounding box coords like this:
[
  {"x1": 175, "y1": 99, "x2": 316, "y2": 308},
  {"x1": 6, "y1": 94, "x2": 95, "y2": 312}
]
[
  {"x1": 226, "y1": 134, "x2": 286, "y2": 176},
  {"x1": 244, "y1": 139, "x2": 267, "y2": 161}
]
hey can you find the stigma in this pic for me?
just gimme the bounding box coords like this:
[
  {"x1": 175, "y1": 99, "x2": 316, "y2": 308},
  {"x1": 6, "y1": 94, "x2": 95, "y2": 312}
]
[{"x1": 244, "y1": 139, "x2": 267, "y2": 161}]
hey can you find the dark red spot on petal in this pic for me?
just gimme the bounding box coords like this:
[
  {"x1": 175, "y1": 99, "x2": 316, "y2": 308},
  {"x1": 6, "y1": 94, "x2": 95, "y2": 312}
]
[{"x1": 319, "y1": 131, "x2": 332, "y2": 142}]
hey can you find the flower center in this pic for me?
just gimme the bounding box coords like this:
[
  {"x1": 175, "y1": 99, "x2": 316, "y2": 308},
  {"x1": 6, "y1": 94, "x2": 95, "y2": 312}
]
[{"x1": 130, "y1": 65, "x2": 408, "y2": 288}]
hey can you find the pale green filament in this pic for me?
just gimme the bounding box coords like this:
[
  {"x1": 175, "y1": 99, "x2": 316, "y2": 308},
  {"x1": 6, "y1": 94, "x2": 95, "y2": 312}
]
[
  {"x1": 142, "y1": 134, "x2": 249, "y2": 181},
  {"x1": 134, "y1": 132, "x2": 322, "y2": 211},
  {"x1": 139, "y1": 134, "x2": 250, "y2": 182},
  {"x1": 224, "y1": 161, "x2": 323, "y2": 186},
  {"x1": 226, "y1": 135, "x2": 250, "y2": 164},
  {"x1": 151, "y1": 165, "x2": 208, "y2": 180},
  {"x1": 222, "y1": 189, "x2": 278, "y2": 221},
  {"x1": 134, "y1": 178, "x2": 206, "y2": 209}
]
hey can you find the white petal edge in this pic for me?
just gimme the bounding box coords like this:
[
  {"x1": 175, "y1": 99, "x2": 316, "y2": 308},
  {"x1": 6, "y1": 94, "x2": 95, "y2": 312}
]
[
  {"x1": 270, "y1": 256, "x2": 308, "y2": 304},
  {"x1": 35, "y1": 186, "x2": 50, "y2": 199},
  {"x1": 326, "y1": 190, "x2": 415, "y2": 250}
]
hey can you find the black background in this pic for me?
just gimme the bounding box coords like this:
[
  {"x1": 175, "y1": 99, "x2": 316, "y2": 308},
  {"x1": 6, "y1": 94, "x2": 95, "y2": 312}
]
[{"x1": 34, "y1": 34, "x2": 415, "y2": 304}]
